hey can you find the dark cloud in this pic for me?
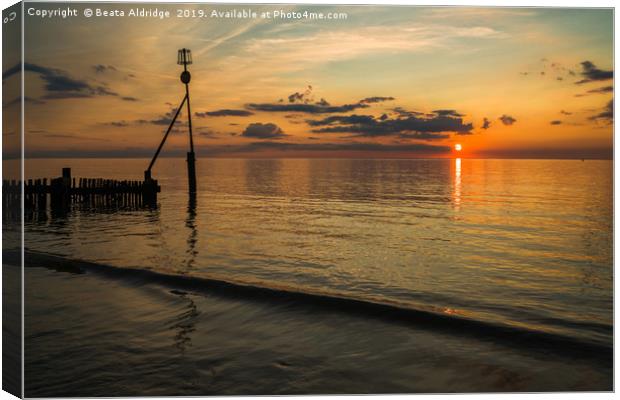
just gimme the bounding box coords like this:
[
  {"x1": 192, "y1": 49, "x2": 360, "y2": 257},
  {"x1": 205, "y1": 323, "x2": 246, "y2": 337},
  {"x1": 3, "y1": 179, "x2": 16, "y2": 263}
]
[
  {"x1": 104, "y1": 121, "x2": 130, "y2": 127},
  {"x1": 241, "y1": 123, "x2": 287, "y2": 139},
  {"x1": 550, "y1": 120, "x2": 562, "y2": 125},
  {"x1": 3, "y1": 96, "x2": 46, "y2": 108},
  {"x1": 143, "y1": 113, "x2": 180, "y2": 126},
  {"x1": 195, "y1": 127, "x2": 220, "y2": 139},
  {"x1": 575, "y1": 61, "x2": 613, "y2": 84},
  {"x1": 136, "y1": 107, "x2": 188, "y2": 127},
  {"x1": 1, "y1": 62, "x2": 142, "y2": 101},
  {"x1": 587, "y1": 86, "x2": 613, "y2": 94},
  {"x1": 575, "y1": 85, "x2": 614, "y2": 97},
  {"x1": 589, "y1": 100, "x2": 613, "y2": 123},
  {"x1": 195, "y1": 109, "x2": 254, "y2": 117},
  {"x1": 247, "y1": 91, "x2": 396, "y2": 114},
  {"x1": 307, "y1": 111, "x2": 473, "y2": 138},
  {"x1": 482, "y1": 117, "x2": 491, "y2": 129},
  {"x1": 306, "y1": 114, "x2": 376, "y2": 127},
  {"x1": 359, "y1": 96, "x2": 395, "y2": 104},
  {"x1": 4, "y1": 62, "x2": 121, "y2": 100},
  {"x1": 37, "y1": 132, "x2": 109, "y2": 142},
  {"x1": 104, "y1": 106, "x2": 190, "y2": 129},
  {"x1": 499, "y1": 115, "x2": 516, "y2": 126},
  {"x1": 288, "y1": 91, "x2": 305, "y2": 103},
  {"x1": 247, "y1": 101, "x2": 369, "y2": 114},
  {"x1": 391, "y1": 107, "x2": 425, "y2": 118},
  {"x1": 433, "y1": 109, "x2": 464, "y2": 117},
  {"x1": 560, "y1": 110, "x2": 572, "y2": 115},
  {"x1": 93, "y1": 64, "x2": 117, "y2": 74}
]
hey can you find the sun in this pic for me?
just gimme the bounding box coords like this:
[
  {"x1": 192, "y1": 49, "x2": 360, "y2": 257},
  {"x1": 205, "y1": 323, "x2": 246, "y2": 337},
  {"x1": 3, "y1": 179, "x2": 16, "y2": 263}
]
[{"x1": 454, "y1": 144, "x2": 463, "y2": 152}]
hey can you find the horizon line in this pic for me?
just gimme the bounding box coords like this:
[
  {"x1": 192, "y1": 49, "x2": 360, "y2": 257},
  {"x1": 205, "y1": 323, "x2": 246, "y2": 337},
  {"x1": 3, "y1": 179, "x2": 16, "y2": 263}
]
[{"x1": 6, "y1": 155, "x2": 614, "y2": 161}]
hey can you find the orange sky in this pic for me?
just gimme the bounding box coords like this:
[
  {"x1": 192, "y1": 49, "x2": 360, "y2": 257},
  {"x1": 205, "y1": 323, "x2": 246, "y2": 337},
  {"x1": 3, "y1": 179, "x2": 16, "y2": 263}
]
[{"x1": 2, "y1": 5, "x2": 613, "y2": 159}]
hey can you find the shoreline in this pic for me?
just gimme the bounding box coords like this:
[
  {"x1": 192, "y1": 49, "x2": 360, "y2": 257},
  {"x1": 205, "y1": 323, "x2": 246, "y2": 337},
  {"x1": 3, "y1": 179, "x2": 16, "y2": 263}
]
[
  {"x1": 11, "y1": 252, "x2": 613, "y2": 396},
  {"x1": 12, "y1": 250, "x2": 613, "y2": 358}
]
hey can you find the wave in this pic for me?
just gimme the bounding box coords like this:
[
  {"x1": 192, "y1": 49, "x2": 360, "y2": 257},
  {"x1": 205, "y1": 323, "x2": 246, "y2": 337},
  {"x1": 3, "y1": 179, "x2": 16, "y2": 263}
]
[{"x1": 8, "y1": 249, "x2": 612, "y2": 363}]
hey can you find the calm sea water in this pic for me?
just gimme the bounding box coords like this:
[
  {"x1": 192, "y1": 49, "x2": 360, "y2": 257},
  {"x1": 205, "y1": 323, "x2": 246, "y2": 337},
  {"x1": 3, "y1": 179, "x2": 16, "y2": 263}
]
[{"x1": 19, "y1": 158, "x2": 612, "y2": 349}]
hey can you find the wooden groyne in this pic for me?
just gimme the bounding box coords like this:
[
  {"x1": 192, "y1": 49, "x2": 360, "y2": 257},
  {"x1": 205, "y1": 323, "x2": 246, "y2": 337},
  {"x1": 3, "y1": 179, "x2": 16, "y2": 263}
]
[{"x1": 3, "y1": 168, "x2": 160, "y2": 214}]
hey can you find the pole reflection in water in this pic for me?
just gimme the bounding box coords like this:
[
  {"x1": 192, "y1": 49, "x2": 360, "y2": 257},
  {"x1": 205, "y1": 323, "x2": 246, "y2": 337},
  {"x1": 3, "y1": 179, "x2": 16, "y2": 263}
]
[
  {"x1": 453, "y1": 157, "x2": 462, "y2": 211},
  {"x1": 185, "y1": 193, "x2": 198, "y2": 271}
]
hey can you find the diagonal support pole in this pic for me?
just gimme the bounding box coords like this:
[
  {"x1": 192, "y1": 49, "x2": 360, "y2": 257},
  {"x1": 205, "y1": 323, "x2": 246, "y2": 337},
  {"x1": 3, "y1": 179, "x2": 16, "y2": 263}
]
[{"x1": 145, "y1": 94, "x2": 188, "y2": 178}]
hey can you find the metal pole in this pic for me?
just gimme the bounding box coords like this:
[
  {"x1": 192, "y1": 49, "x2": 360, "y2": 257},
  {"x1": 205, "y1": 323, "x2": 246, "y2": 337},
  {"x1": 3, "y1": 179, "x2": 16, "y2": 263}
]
[
  {"x1": 184, "y1": 62, "x2": 197, "y2": 194},
  {"x1": 184, "y1": 63, "x2": 195, "y2": 153}
]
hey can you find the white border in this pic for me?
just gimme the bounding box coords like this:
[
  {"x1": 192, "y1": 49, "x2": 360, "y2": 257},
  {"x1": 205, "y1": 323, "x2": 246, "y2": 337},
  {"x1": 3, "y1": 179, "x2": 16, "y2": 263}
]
[{"x1": 0, "y1": 1, "x2": 616, "y2": 400}]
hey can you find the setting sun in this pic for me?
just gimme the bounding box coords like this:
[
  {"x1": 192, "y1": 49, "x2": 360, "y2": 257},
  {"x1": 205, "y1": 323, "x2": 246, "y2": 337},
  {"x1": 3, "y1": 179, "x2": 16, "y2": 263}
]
[{"x1": 455, "y1": 144, "x2": 463, "y2": 152}]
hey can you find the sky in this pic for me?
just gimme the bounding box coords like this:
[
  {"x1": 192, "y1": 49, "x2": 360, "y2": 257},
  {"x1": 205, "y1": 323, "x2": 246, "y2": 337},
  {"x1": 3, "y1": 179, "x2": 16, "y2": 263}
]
[{"x1": 2, "y1": 4, "x2": 614, "y2": 159}]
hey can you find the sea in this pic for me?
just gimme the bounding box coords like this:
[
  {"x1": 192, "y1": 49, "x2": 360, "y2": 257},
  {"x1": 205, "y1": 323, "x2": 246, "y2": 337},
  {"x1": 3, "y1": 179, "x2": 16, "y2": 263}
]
[{"x1": 4, "y1": 157, "x2": 614, "y2": 395}]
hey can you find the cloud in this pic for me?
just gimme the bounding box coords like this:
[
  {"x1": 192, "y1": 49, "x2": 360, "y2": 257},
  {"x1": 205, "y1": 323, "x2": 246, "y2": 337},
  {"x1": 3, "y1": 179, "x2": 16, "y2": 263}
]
[
  {"x1": 247, "y1": 101, "x2": 369, "y2": 114},
  {"x1": 359, "y1": 96, "x2": 395, "y2": 104},
  {"x1": 550, "y1": 120, "x2": 562, "y2": 125},
  {"x1": 104, "y1": 106, "x2": 190, "y2": 129},
  {"x1": 93, "y1": 64, "x2": 117, "y2": 74},
  {"x1": 195, "y1": 109, "x2": 254, "y2": 117},
  {"x1": 575, "y1": 85, "x2": 614, "y2": 97},
  {"x1": 499, "y1": 115, "x2": 516, "y2": 125},
  {"x1": 391, "y1": 107, "x2": 425, "y2": 118},
  {"x1": 433, "y1": 109, "x2": 464, "y2": 117},
  {"x1": 4, "y1": 62, "x2": 121, "y2": 100},
  {"x1": 35, "y1": 131, "x2": 110, "y2": 142},
  {"x1": 2, "y1": 62, "x2": 143, "y2": 101},
  {"x1": 560, "y1": 110, "x2": 572, "y2": 115},
  {"x1": 3, "y1": 96, "x2": 46, "y2": 108},
  {"x1": 137, "y1": 110, "x2": 176, "y2": 126},
  {"x1": 307, "y1": 110, "x2": 473, "y2": 138},
  {"x1": 589, "y1": 100, "x2": 613, "y2": 123},
  {"x1": 241, "y1": 122, "x2": 287, "y2": 139},
  {"x1": 587, "y1": 86, "x2": 613, "y2": 94},
  {"x1": 208, "y1": 141, "x2": 450, "y2": 155},
  {"x1": 104, "y1": 121, "x2": 130, "y2": 127},
  {"x1": 195, "y1": 127, "x2": 220, "y2": 139},
  {"x1": 306, "y1": 114, "x2": 376, "y2": 127},
  {"x1": 575, "y1": 61, "x2": 613, "y2": 84},
  {"x1": 247, "y1": 91, "x2": 396, "y2": 114},
  {"x1": 237, "y1": 23, "x2": 505, "y2": 77},
  {"x1": 481, "y1": 117, "x2": 491, "y2": 129}
]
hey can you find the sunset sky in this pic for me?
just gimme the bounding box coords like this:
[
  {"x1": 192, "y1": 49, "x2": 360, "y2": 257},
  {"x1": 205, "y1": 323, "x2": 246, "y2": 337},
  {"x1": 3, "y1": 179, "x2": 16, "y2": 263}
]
[{"x1": 3, "y1": 5, "x2": 614, "y2": 159}]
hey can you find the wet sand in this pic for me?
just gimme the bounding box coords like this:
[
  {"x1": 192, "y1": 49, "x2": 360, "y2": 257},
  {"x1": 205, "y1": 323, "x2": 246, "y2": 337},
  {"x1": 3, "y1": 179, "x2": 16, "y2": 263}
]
[{"x1": 10, "y1": 255, "x2": 612, "y2": 397}]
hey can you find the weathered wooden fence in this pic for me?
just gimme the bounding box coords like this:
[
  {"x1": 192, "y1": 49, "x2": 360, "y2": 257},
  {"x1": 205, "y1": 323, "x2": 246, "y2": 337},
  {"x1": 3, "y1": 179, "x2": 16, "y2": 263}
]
[{"x1": 3, "y1": 168, "x2": 160, "y2": 214}]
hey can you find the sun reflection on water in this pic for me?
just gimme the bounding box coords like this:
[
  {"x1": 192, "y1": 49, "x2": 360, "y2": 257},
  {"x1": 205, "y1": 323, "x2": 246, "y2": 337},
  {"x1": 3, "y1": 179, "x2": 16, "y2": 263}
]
[{"x1": 454, "y1": 157, "x2": 461, "y2": 210}]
